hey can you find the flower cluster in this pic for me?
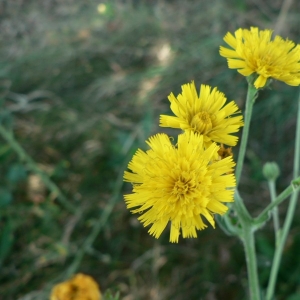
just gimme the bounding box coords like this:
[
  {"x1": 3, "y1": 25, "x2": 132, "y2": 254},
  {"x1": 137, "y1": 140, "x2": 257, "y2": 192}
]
[
  {"x1": 124, "y1": 80, "x2": 242, "y2": 242},
  {"x1": 124, "y1": 26, "x2": 299, "y2": 243}
]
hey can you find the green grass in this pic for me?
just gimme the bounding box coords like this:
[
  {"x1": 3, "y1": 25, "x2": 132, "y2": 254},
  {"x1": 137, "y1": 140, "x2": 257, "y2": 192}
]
[{"x1": 0, "y1": 0, "x2": 300, "y2": 299}]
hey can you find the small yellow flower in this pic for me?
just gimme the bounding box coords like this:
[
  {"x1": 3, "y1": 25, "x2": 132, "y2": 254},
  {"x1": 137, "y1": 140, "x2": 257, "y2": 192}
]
[
  {"x1": 50, "y1": 273, "x2": 101, "y2": 300},
  {"x1": 124, "y1": 131, "x2": 236, "y2": 243},
  {"x1": 220, "y1": 27, "x2": 300, "y2": 89},
  {"x1": 160, "y1": 81, "x2": 243, "y2": 148}
]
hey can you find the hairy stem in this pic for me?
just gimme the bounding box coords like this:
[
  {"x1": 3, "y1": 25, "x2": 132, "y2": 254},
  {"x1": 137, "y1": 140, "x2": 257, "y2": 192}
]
[
  {"x1": 254, "y1": 178, "x2": 300, "y2": 226},
  {"x1": 242, "y1": 225, "x2": 261, "y2": 300},
  {"x1": 266, "y1": 88, "x2": 300, "y2": 300},
  {"x1": 233, "y1": 83, "x2": 260, "y2": 299},
  {"x1": 268, "y1": 180, "x2": 280, "y2": 245},
  {"x1": 235, "y1": 84, "x2": 258, "y2": 187}
]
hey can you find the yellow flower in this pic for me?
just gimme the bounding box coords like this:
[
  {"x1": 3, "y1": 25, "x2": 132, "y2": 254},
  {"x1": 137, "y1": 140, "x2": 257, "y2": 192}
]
[
  {"x1": 50, "y1": 273, "x2": 101, "y2": 300},
  {"x1": 160, "y1": 81, "x2": 243, "y2": 148},
  {"x1": 220, "y1": 27, "x2": 300, "y2": 89},
  {"x1": 124, "y1": 131, "x2": 236, "y2": 243}
]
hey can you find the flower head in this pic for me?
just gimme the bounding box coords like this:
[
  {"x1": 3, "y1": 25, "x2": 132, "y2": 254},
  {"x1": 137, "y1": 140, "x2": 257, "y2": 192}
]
[
  {"x1": 160, "y1": 81, "x2": 243, "y2": 148},
  {"x1": 50, "y1": 273, "x2": 101, "y2": 300},
  {"x1": 220, "y1": 27, "x2": 300, "y2": 89},
  {"x1": 124, "y1": 131, "x2": 236, "y2": 243}
]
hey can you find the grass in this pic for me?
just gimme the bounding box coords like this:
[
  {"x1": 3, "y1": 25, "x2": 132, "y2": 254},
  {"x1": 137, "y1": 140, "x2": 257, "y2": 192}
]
[{"x1": 0, "y1": 0, "x2": 300, "y2": 299}]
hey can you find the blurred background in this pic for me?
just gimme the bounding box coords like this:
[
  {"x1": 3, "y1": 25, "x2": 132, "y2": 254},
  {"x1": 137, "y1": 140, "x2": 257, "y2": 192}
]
[{"x1": 0, "y1": 0, "x2": 300, "y2": 299}]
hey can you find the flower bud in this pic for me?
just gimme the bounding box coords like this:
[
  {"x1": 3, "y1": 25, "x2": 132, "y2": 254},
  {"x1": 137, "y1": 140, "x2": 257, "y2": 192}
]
[{"x1": 263, "y1": 162, "x2": 280, "y2": 181}]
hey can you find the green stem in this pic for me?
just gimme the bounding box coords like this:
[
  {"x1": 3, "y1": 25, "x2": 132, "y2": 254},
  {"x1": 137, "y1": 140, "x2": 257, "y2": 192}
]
[
  {"x1": 234, "y1": 190, "x2": 260, "y2": 299},
  {"x1": 266, "y1": 88, "x2": 300, "y2": 300},
  {"x1": 233, "y1": 84, "x2": 260, "y2": 299},
  {"x1": 242, "y1": 224, "x2": 261, "y2": 300},
  {"x1": 268, "y1": 180, "x2": 280, "y2": 245},
  {"x1": 254, "y1": 176, "x2": 300, "y2": 226},
  {"x1": 235, "y1": 83, "x2": 258, "y2": 187},
  {"x1": 234, "y1": 189, "x2": 252, "y2": 222},
  {"x1": 0, "y1": 124, "x2": 76, "y2": 214}
]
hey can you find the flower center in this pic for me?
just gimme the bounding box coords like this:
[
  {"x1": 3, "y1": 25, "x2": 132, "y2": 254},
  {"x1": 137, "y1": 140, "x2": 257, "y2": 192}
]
[
  {"x1": 256, "y1": 54, "x2": 273, "y2": 76},
  {"x1": 171, "y1": 172, "x2": 196, "y2": 200},
  {"x1": 173, "y1": 180, "x2": 189, "y2": 195},
  {"x1": 190, "y1": 111, "x2": 213, "y2": 134}
]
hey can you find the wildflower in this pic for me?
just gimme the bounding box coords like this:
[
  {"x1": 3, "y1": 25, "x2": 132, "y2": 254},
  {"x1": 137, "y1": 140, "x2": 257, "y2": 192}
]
[
  {"x1": 220, "y1": 27, "x2": 300, "y2": 89},
  {"x1": 124, "y1": 131, "x2": 236, "y2": 243},
  {"x1": 160, "y1": 82, "x2": 243, "y2": 148},
  {"x1": 50, "y1": 273, "x2": 101, "y2": 300}
]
